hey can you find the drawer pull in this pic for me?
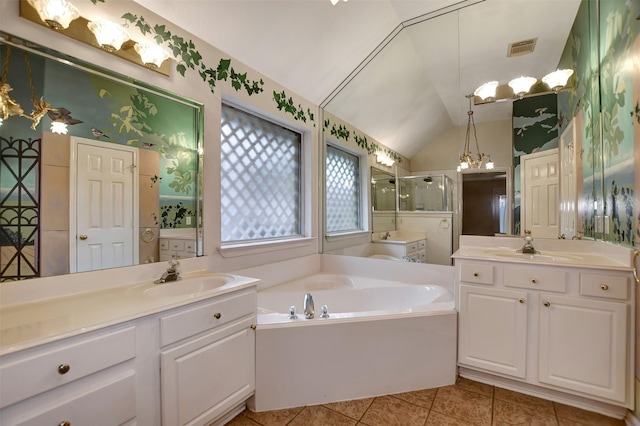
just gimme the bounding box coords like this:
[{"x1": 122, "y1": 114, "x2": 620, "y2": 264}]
[
  {"x1": 518, "y1": 298, "x2": 525, "y2": 304},
  {"x1": 251, "y1": 324, "x2": 257, "y2": 330},
  {"x1": 57, "y1": 364, "x2": 71, "y2": 375},
  {"x1": 59, "y1": 422, "x2": 71, "y2": 426},
  {"x1": 531, "y1": 278, "x2": 538, "y2": 284},
  {"x1": 213, "y1": 312, "x2": 222, "y2": 319},
  {"x1": 601, "y1": 284, "x2": 609, "y2": 291},
  {"x1": 473, "y1": 272, "x2": 479, "y2": 277},
  {"x1": 543, "y1": 301, "x2": 550, "y2": 307}
]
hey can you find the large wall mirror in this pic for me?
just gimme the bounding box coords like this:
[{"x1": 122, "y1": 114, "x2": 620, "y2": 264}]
[
  {"x1": 371, "y1": 167, "x2": 396, "y2": 232},
  {"x1": 0, "y1": 33, "x2": 203, "y2": 281},
  {"x1": 322, "y1": 0, "x2": 636, "y2": 253}
]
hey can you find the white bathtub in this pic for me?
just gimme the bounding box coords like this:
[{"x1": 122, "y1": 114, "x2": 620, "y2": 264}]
[{"x1": 248, "y1": 273, "x2": 457, "y2": 412}]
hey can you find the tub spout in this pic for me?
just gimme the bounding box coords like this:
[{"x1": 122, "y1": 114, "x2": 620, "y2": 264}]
[{"x1": 303, "y1": 293, "x2": 315, "y2": 319}]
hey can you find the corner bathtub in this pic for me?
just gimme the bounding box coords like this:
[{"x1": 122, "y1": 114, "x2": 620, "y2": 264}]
[{"x1": 248, "y1": 274, "x2": 457, "y2": 411}]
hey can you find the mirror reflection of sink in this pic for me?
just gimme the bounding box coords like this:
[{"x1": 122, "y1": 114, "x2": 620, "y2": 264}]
[
  {"x1": 485, "y1": 250, "x2": 584, "y2": 263},
  {"x1": 144, "y1": 275, "x2": 234, "y2": 298}
]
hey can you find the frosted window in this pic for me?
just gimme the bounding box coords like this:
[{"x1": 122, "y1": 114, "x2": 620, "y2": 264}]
[
  {"x1": 220, "y1": 105, "x2": 301, "y2": 243},
  {"x1": 326, "y1": 145, "x2": 361, "y2": 233}
]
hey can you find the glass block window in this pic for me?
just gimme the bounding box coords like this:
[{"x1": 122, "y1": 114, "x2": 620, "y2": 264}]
[
  {"x1": 326, "y1": 145, "x2": 361, "y2": 233},
  {"x1": 220, "y1": 105, "x2": 302, "y2": 243}
]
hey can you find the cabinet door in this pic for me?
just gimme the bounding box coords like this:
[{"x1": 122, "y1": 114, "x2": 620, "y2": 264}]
[
  {"x1": 458, "y1": 285, "x2": 528, "y2": 378},
  {"x1": 161, "y1": 318, "x2": 255, "y2": 426},
  {"x1": 538, "y1": 294, "x2": 627, "y2": 402}
]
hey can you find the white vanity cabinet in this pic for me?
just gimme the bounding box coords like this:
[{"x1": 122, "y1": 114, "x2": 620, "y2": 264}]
[
  {"x1": 0, "y1": 325, "x2": 138, "y2": 426},
  {"x1": 160, "y1": 237, "x2": 200, "y2": 261},
  {"x1": 456, "y1": 259, "x2": 634, "y2": 411},
  {"x1": 159, "y1": 288, "x2": 257, "y2": 426},
  {"x1": 373, "y1": 238, "x2": 426, "y2": 262}
]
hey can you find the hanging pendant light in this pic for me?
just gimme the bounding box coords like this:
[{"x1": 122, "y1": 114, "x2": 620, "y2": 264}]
[
  {"x1": 0, "y1": 45, "x2": 26, "y2": 126},
  {"x1": 458, "y1": 94, "x2": 492, "y2": 171}
]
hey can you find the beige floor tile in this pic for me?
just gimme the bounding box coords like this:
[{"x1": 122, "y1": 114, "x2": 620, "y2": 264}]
[
  {"x1": 224, "y1": 414, "x2": 262, "y2": 426},
  {"x1": 493, "y1": 398, "x2": 557, "y2": 425},
  {"x1": 455, "y1": 377, "x2": 495, "y2": 397},
  {"x1": 431, "y1": 385, "x2": 493, "y2": 426},
  {"x1": 554, "y1": 403, "x2": 625, "y2": 426},
  {"x1": 360, "y1": 395, "x2": 429, "y2": 426},
  {"x1": 323, "y1": 397, "x2": 374, "y2": 420},
  {"x1": 288, "y1": 406, "x2": 357, "y2": 426},
  {"x1": 494, "y1": 387, "x2": 555, "y2": 415},
  {"x1": 391, "y1": 388, "x2": 438, "y2": 408},
  {"x1": 243, "y1": 406, "x2": 304, "y2": 426},
  {"x1": 426, "y1": 410, "x2": 476, "y2": 425}
]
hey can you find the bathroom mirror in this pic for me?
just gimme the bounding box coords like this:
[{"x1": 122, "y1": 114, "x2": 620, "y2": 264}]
[
  {"x1": 0, "y1": 33, "x2": 203, "y2": 281},
  {"x1": 371, "y1": 167, "x2": 396, "y2": 233},
  {"x1": 321, "y1": 0, "x2": 619, "y2": 247},
  {"x1": 398, "y1": 175, "x2": 453, "y2": 213}
]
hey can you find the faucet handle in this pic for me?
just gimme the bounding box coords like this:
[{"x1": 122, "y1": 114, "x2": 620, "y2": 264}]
[
  {"x1": 320, "y1": 305, "x2": 330, "y2": 318},
  {"x1": 167, "y1": 259, "x2": 180, "y2": 271},
  {"x1": 288, "y1": 306, "x2": 298, "y2": 320}
]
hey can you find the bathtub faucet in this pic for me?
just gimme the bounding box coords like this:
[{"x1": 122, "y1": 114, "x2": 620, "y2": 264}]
[{"x1": 303, "y1": 293, "x2": 315, "y2": 319}]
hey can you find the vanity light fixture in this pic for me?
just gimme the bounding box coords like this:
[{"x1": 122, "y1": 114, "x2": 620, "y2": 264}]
[
  {"x1": 508, "y1": 76, "x2": 537, "y2": 97},
  {"x1": 134, "y1": 42, "x2": 170, "y2": 70},
  {"x1": 376, "y1": 151, "x2": 394, "y2": 167},
  {"x1": 542, "y1": 69, "x2": 574, "y2": 91},
  {"x1": 26, "y1": 0, "x2": 79, "y2": 30},
  {"x1": 87, "y1": 19, "x2": 130, "y2": 53},
  {"x1": 458, "y1": 94, "x2": 492, "y2": 172},
  {"x1": 473, "y1": 81, "x2": 499, "y2": 102}
]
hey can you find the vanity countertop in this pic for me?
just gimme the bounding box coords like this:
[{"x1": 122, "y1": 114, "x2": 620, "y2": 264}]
[
  {"x1": 452, "y1": 236, "x2": 634, "y2": 271},
  {"x1": 0, "y1": 272, "x2": 260, "y2": 356},
  {"x1": 372, "y1": 232, "x2": 427, "y2": 245}
]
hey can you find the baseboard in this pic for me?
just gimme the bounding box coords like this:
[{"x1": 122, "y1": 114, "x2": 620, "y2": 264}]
[{"x1": 626, "y1": 412, "x2": 640, "y2": 426}]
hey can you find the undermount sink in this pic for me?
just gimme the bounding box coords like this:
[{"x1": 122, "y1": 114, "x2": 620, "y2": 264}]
[
  {"x1": 484, "y1": 250, "x2": 583, "y2": 263},
  {"x1": 143, "y1": 275, "x2": 234, "y2": 298}
]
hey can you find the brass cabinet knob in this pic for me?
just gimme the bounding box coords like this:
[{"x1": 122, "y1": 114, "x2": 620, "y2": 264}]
[
  {"x1": 57, "y1": 364, "x2": 70, "y2": 375},
  {"x1": 543, "y1": 301, "x2": 550, "y2": 307},
  {"x1": 473, "y1": 272, "x2": 479, "y2": 277},
  {"x1": 518, "y1": 298, "x2": 525, "y2": 304},
  {"x1": 79, "y1": 234, "x2": 88, "y2": 240},
  {"x1": 531, "y1": 278, "x2": 538, "y2": 284},
  {"x1": 213, "y1": 312, "x2": 222, "y2": 319},
  {"x1": 59, "y1": 422, "x2": 71, "y2": 426},
  {"x1": 250, "y1": 324, "x2": 257, "y2": 330},
  {"x1": 601, "y1": 284, "x2": 609, "y2": 291}
]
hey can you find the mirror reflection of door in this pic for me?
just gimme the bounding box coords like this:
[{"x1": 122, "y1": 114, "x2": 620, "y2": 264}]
[
  {"x1": 521, "y1": 148, "x2": 559, "y2": 239},
  {"x1": 71, "y1": 137, "x2": 138, "y2": 272},
  {"x1": 462, "y1": 172, "x2": 507, "y2": 236}
]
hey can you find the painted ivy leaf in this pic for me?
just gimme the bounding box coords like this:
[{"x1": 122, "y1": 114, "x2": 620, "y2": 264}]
[
  {"x1": 232, "y1": 80, "x2": 241, "y2": 91},
  {"x1": 176, "y1": 64, "x2": 187, "y2": 77}
]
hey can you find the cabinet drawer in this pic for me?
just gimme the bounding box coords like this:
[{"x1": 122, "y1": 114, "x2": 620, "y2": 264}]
[
  {"x1": 10, "y1": 372, "x2": 136, "y2": 426},
  {"x1": 160, "y1": 290, "x2": 256, "y2": 346},
  {"x1": 160, "y1": 239, "x2": 169, "y2": 250},
  {"x1": 0, "y1": 327, "x2": 135, "y2": 408},
  {"x1": 184, "y1": 241, "x2": 197, "y2": 253},
  {"x1": 504, "y1": 266, "x2": 566, "y2": 292},
  {"x1": 169, "y1": 240, "x2": 185, "y2": 251},
  {"x1": 580, "y1": 274, "x2": 628, "y2": 300},
  {"x1": 460, "y1": 263, "x2": 494, "y2": 285},
  {"x1": 418, "y1": 239, "x2": 426, "y2": 249},
  {"x1": 406, "y1": 241, "x2": 418, "y2": 253}
]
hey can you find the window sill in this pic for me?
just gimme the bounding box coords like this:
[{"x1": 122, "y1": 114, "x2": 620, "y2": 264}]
[
  {"x1": 218, "y1": 237, "x2": 317, "y2": 258},
  {"x1": 324, "y1": 231, "x2": 371, "y2": 242}
]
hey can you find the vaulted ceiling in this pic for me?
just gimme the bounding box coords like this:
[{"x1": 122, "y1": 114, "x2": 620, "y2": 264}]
[{"x1": 133, "y1": 0, "x2": 581, "y2": 158}]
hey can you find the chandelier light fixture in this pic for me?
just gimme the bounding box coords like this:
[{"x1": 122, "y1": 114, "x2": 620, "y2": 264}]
[
  {"x1": 26, "y1": 0, "x2": 79, "y2": 30},
  {"x1": 458, "y1": 95, "x2": 493, "y2": 172},
  {"x1": 87, "y1": 19, "x2": 130, "y2": 53}
]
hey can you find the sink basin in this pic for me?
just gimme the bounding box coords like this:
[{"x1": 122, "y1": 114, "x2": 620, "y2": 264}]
[
  {"x1": 485, "y1": 250, "x2": 583, "y2": 263},
  {"x1": 144, "y1": 275, "x2": 234, "y2": 298}
]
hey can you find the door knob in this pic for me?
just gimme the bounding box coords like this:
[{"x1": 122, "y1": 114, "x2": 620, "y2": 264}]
[{"x1": 79, "y1": 234, "x2": 88, "y2": 240}]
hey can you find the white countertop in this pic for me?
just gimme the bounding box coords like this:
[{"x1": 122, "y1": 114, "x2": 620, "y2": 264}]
[
  {"x1": 452, "y1": 236, "x2": 634, "y2": 271},
  {"x1": 372, "y1": 231, "x2": 427, "y2": 245},
  {"x1": 0, "y1": 272, "x2": 260, "y2": 356}
]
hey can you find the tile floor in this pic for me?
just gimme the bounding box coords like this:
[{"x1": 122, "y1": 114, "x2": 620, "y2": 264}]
[{"x1": 226, "y1": 377, "x2": 625, "y2": 426}]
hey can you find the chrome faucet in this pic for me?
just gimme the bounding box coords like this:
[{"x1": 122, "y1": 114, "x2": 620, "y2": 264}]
[
  {"x1": 303, "y1": 292, "x2": 315, "y2": 319},
  {"x1": 518, "y1": 230, "x2": 538, "y2": 254},
  {"x1": 381, "y1": 231, "x2": 391, "y2": 240},
  {"x1": 154, "y1": 260, "x2": 181, "y2": 284}
]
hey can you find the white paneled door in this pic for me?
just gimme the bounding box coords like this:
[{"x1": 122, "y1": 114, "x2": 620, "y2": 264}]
[
  {"x1": 72, "y1": 138, "x2": 138, "y2": 272},
  {"x1": 521, "y1": 148, "x2": 559, "y2": 239}
]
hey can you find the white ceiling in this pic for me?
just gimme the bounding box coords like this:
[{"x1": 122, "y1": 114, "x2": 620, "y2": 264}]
[{"x1": 133, "y1": 0, "x2": 581, "y2": 159}]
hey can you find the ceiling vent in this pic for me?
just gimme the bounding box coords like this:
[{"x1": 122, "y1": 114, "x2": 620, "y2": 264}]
[{"x1": 507, "y1": 38, "x2": 537, "y2": 57}]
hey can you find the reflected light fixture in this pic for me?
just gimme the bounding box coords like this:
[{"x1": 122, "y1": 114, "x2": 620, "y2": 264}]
[
  {"x1": 376, "y1": 151, "x2": 394, "y2": 167},
  {"x1": 508, "y1": 76, "x2": 537, "y2": 97},
  {"x1": 458, "y1": 94, "x2": 492, "y2": 172},
  {"x1": 330, "y1": 0, "x2": 348, "y2": 4},
  {"x1": 473, "y1": 81, "x2": 498, "y2": 102},
  {"x1": 87, "y1": 19, "x2": 130, "y2": 53},
  {"x1": 542, "y1": 69, "x2": 574, "y2": 91},
  {"x1": 26, "y1": 0, "x2": 79, "y2": 30},
  {"x1": 50, "y1": 120, "x2": 68, "y2": 134},
  {"x1": 134, "y1": 42, "x2": 170, "y2": 70}
]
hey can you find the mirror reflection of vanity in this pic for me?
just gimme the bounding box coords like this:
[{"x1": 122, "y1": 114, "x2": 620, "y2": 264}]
[{"x1": 0, "y1": 33, "x2": 203, "y2": 281}]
